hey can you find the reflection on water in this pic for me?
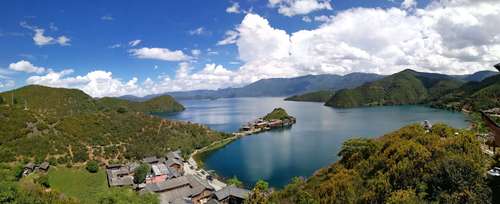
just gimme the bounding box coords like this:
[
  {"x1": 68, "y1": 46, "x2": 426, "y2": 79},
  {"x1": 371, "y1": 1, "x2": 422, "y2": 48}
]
[{"x1": 158, "y1": 97, "x2": 469, "y2": 188}]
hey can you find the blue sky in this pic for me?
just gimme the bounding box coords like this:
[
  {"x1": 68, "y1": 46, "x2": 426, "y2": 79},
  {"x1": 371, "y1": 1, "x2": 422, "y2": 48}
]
[{"x1": 0, "y1": 0, "x2": 498, "y2": 97}]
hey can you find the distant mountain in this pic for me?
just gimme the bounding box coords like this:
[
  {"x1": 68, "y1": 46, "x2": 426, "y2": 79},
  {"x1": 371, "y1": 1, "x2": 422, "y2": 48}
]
[
  {"x1": 137, "y1": 73, "x2": 384, "y2": 100},
  {"x1": 285, "y1": 90, "x2": 335, "y2": 102},
  {"x1": 325, "y1": 69, "x2": 465, "y2": 108},
  {"x1": 429, "y1": 73, "x2": 500, "y2": 111},
  {"x1": 454, "y1": 70, "x2": 498, "y2": 82}
]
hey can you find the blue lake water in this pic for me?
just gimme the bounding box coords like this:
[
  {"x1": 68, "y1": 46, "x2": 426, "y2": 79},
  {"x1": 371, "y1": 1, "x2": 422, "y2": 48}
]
[{"x1": 158, "y1": 97, "x2": 469, "y2": 188}]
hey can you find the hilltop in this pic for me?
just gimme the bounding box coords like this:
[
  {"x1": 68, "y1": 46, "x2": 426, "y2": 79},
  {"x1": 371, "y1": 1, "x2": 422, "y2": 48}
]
[
  {"x1": 0, "y1": 85, "x2": 227, "y2": 164},
  {"x1": 325, "y1": 69, "x2": 466, "y2": 108},
  {"x1": 263, "y1": 108, "x2": 293, "y2": 121}
]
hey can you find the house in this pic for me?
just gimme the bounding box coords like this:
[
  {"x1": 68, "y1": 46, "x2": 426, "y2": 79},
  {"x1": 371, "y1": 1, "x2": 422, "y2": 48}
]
[
  {"x1": 210, "y1": 185, "x2": 250, "y2": 204},
  {"x1": 39, "y1": 162, "x2": 50, "y2": 171},
  {"x1": 166, "y1": 151, "x2": 184, "y2": 175},
  {"x1": 144, "y1": 175, "x2": 214, "y2": 204},
  {"x1": 143, "y1": 156, "x2": 160, "y2": 164},
  {"x1": 23, "y1": 162, "x2": 36, "y2": 176},
  {"x1": 106, "y1": 165, "x2": 134, "y2": 187}
]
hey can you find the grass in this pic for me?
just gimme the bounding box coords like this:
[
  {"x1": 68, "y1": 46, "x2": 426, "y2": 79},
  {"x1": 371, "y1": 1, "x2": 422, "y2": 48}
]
[{"x1": 48, "y1": 166, "x2": 108, "y2": 204}]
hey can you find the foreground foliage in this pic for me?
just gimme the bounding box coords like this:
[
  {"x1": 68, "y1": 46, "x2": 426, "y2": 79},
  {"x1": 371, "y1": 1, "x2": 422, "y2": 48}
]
[{"x1": 251, "y1": 124, "x2": 492, "y2": 203}]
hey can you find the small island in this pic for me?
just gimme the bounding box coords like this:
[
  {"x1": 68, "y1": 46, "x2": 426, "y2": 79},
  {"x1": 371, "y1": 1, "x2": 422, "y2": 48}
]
[{"x1": 235, "y1": 108, "x2": 296, "y2": 136}]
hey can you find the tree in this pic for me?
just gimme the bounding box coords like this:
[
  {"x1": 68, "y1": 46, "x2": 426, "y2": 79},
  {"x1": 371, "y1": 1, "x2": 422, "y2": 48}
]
[
  {"x1": 117, "y1": 107, "x2": 128, "y2": 113},
  {"x1": 86, "y1": 160, "x2": 99, "y2": 173},
  {"x1": 134, "y1": 164, "x2": 150, "y2": 184},
  {"x1": 0, "y1": 96, "x2": 4, "y2": 104},
  {"x1": 226, "y1": 176, "x2": 243, "y2": 187},
  {"x1": 247, "y1": 180, "x2": 270, "y2": 204}
]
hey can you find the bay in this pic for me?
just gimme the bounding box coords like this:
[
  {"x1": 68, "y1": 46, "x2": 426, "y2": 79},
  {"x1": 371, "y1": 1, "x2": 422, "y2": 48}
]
[{"x1": 157, "y1": 97, "x2": 469, "y2": 188}]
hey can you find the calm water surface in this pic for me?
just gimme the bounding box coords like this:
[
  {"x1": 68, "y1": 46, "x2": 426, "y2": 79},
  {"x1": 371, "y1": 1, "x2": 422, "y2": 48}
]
[{"x1": 158, "y1": 97, "x2": 468, "y2": 188}]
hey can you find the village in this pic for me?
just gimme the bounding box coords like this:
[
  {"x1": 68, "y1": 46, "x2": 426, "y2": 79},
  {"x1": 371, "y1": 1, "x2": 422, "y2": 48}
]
[{"x1": 104, "y1": 150, "x2": 250, "y2": 204}]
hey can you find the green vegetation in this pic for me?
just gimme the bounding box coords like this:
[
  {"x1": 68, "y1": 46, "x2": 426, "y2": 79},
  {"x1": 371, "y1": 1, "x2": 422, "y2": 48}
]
[
  {"x1": 326, "y1": 69, "x2": 464, "y2": 108},
  {"x1": 226, "y1": 176, "x2": 243, "y2": 188},
  {"x1": 249, "y1": 124, "x2": 493, "y2": 203},
  {"x1": 0, "y1": 85, "x2": 230, "y2": 164},
  {"x1": 429, "y1": 74, "x2": 500, "y2": 111},
  {"x1": 285, "y1": 90, "x2": 335, "y2": 102},
  {"x1": 133, "y1": 164, "x2": 150, "y2": 184},
  {"x1": 46, "y1": 166, "x2": 158, "y2": 204},
  {"x1": 85, "y1": 160, "x2": 99, "y2": 173},
  {"x1": 97, "y1": 95, "x2": 185, "y2": 113},
  {"x1": 263, "y1": 108, "x2": 293, "y2": 121}
]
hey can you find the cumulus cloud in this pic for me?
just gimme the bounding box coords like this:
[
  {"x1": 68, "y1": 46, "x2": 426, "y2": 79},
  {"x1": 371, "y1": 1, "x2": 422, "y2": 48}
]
[
  {"x1": 268, "y1": 0, "x2": 332, "y2": 16},
  {"x1": 128, "y1": 39, "x2": 142, "y2": 47},
  {"x1": 191, "y1": 49, "x2": 201, "y2": 56},
  {"x1": 9, "y1": 60, "x2": 46, "y2": 73},
  {"x1": 129, "y1": 47, "x2": 191, "y2": 61},
  {"x1": 20, "y1": 0, "x2": 500, "y2": 97},
  {"x1": 226, "y1": 2, "x2": 241, "y2": 14},
  {"x1": 21, "y1": 22, "x2": 70, "y2": 46}
]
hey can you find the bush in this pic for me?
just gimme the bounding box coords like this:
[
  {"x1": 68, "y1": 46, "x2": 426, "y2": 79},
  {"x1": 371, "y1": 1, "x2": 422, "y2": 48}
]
[
  {"x1": 117, "y1": 107, "x2": 128, "y2": 113},
  {"x1": 36, "y1": 175, "x2": 50, "y2": 188},
  {"x1": 86, "y1": 160, "x2": 99, "y2": 173},
  {"x1": 226, "y1": 176, "x2": 243, "y2": 187}
]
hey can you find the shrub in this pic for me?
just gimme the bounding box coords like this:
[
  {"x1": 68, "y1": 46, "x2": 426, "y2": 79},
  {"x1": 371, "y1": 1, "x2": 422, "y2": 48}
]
[
  {"x1": 36, "y1": 175, "x2": 50, "y2": 188},
  {"x1": 134, "y1": 164, "x2": 151, "y2": 184},
  {"x1": 86, "y1": 160, "x2": 99, "y2": 173}
]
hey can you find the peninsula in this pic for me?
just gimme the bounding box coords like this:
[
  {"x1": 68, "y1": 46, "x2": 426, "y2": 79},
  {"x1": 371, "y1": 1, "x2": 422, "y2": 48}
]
[{"x1": 235, "y1": 108, "x2": 296, "y2": 136}]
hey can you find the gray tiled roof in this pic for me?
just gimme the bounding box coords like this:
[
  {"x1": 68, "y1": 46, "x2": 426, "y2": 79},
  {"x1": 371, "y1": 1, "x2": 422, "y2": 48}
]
[
  {"x1": 39, "y1": 162, "x2": 50, "y2": 170},
  {"x1": 214, "y1": 185, "x2": 250, "y2": 200},
  {"x1": 143, "y1": 156, "x2": 159, "y2": 164},
  {"x1": 145, "y1": 176, "x2": 190, "y2": 192}
]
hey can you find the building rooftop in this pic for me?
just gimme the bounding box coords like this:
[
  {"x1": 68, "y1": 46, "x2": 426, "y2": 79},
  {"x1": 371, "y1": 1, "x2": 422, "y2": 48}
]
[
  {"x1": 214, "y1": 185, "x2": 250, "y2": 200},
  {"x1": 143, "y1": 156, "x2": 160, "y2": 164}
]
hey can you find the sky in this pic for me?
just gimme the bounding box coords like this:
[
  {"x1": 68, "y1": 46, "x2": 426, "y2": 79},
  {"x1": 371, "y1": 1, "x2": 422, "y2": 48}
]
[{"x1": 0, "y1": 0, "x2": 499, "y2": 97}]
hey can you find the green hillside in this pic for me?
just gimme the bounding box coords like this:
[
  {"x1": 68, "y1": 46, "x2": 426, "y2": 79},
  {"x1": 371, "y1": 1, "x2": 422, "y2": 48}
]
[
  {"x1": 97, "y1": 95, "x2": 184, "y2": 113},
  {"x1": 284, "y1": 90, "x2": 335, "y2": 102},
  {"x1": 0, "y1": 85, "x2": 226, "y2": 164},
  {"x1": 429, "y1": 74, "x2": 500, "y2": 111},
  {"x1": 263, "y1": 108, "x2": 293, "y2": 121},
  {"x1": 325, "y1": 70, "x2": 464, "y2": 108},
  {"x1": 252, "y1": 124, "x2": 492, "y2": 203}
]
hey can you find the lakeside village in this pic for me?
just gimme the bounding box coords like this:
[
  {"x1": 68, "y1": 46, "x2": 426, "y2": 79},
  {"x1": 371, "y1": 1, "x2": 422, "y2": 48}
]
[{"x1": 21, "y1": 108, "x2": 297, "y2": 204}]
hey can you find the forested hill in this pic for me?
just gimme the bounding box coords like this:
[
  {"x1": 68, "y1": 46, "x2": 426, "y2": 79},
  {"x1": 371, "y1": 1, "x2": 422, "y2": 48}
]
[
  {"x1": 325, "y1": 69, "x2": 464, "y2": 108},
  {"x1": 253, "y1": 124, "x2": 492, "y2": 203},
  {"x1": 0, "y1": 85, "x2": 228, "y2": 165},
  {"x1": 429, "y1": 74, "x2": 500, "y2": 111},
  {"x1": 0, "y1": 85, "x2": 184, "y2": 115},
  {"x1": 284, "y1": 90, "x2": 335, "y2": 102}
]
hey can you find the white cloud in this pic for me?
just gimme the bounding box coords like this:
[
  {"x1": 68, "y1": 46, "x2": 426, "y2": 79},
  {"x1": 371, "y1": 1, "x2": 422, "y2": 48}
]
[
  {"x1": 226, "y1": 2, "x2": 241, "y2": 13},
  {"x1": 0, "y1": 79, "x2": 15, "y2": 88},
  {"x1": 101, "y1": 15, "x2": 114, "y2": 21},
  {"x1": 18, "y1": 0, "x2": 500, "y2": 97},
  {"x1": 302, "y1": 16, "x2": 312, "y2": 22},
  {"x1": 109, "y1": 43, "x2": 122, "y2": 48},
  {"x1": 21, "y1": 22, "x2": 71, "y2": 46},
  {"x1": 9, "y1": 60, "x2": 46, "y2": 74},
  {"x1": 268, "y1": 0, "x2": 332, "y2": 16},
  {"x1": 191, "y1": 49, "x2": 201, "y2": 56},
  {"x1": 401, "y1": 0, "x2": 417, "y2": 10},
  {"x1": 129, "y1": 47, "x2": 191, "y2": 61},
  {"x1": 313, "y1": 15, "x2": 333, "y2": 22},
  {"x1": 128, "y1": 39, "x2": 142, "y2": 47},
  {"x1": 189, "y1": 27, "x2": 207, "y2": 35},
  {"x1": 217, "y1": 30, "x2": 239, "y2": 45}
]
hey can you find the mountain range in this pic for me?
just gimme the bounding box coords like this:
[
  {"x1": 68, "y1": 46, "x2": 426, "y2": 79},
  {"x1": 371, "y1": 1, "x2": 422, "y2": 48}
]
[{"x1": 123, "y1": 70, "x2": 497, "y2": 101}]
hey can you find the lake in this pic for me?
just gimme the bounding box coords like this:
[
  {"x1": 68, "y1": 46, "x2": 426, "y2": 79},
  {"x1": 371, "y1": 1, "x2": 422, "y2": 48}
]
[{"x1": 158, "y1": 97, "x2": 469, "y2": 188}]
